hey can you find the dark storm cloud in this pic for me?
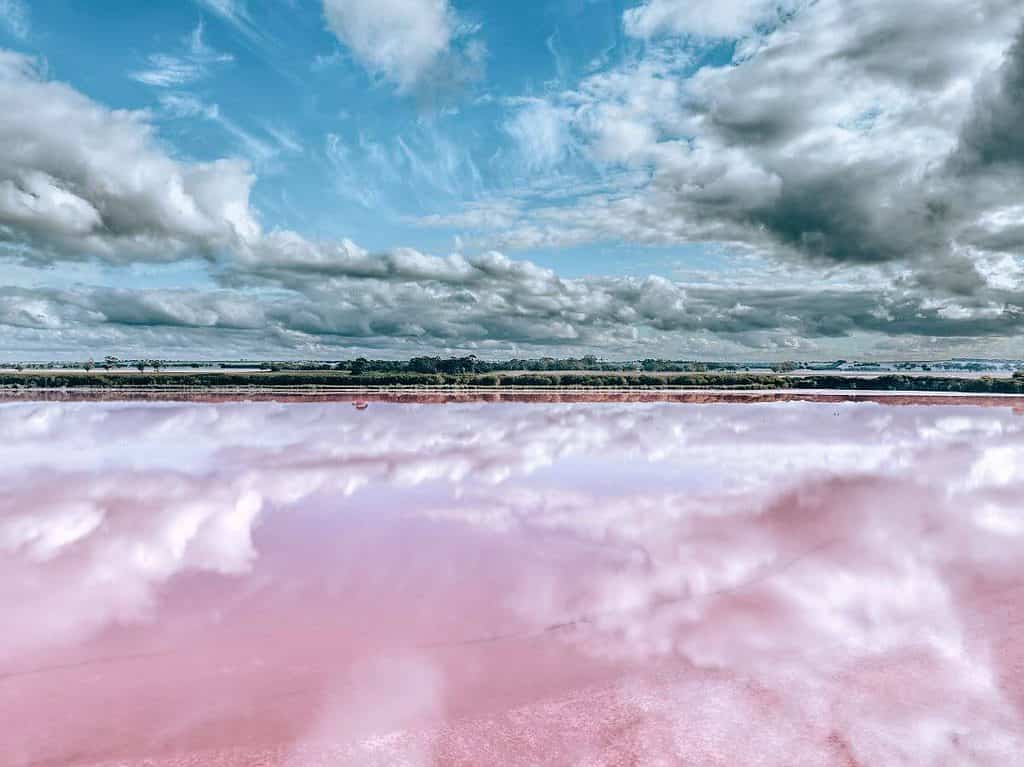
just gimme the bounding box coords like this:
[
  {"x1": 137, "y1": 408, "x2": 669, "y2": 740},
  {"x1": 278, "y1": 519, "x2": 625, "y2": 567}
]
[
  {"x1": 955, "y1": 26, "x2": 1024, "y2": 171},
  {"x1": 679, "y1": 0, "x2": 1024, "y2": 271}
]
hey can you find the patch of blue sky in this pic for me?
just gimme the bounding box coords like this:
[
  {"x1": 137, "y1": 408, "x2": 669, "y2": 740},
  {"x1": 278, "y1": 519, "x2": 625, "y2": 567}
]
[
  {"x1": 508, "y1": 242, "x2": 728, "y2": 279},
  {"x1": 12, "y1": 1, "x2": 743, "y2": 276}
]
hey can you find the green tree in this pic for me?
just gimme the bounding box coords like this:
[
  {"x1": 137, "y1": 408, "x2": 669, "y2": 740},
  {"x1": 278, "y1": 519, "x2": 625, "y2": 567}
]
[{"x1": 409, "y1": 356, "x2": 440, "y2": 373}]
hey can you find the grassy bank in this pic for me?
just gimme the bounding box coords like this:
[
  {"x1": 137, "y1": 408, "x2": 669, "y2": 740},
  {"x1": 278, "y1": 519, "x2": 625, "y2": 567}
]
[{"x1": 3, "y1": 370, "x2": 1024, "y2": 394}]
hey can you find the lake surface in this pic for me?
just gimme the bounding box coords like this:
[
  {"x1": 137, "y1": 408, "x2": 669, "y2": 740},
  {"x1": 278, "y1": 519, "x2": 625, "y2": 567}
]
[{"x1": 2, "y1": 399, "x2": 1024, "y2": 766}]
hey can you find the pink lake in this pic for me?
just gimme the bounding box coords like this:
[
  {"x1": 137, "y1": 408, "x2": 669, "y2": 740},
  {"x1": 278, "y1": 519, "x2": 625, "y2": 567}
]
[{"x1": 2, "y1": 398, "x2": 1024, "y2": 766}]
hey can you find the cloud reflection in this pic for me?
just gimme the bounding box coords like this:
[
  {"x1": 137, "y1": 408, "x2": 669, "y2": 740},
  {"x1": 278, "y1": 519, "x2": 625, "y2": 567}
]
[{"x1": 1, "y1": 400, "x2": 1024, "y2": 764}]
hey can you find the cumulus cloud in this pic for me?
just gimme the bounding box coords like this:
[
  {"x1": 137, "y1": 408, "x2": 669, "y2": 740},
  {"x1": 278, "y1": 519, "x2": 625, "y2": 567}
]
[
  {"x1": 322, "y1": 0, "x2": 484, "y2": 92},
  {"x1": 954, "y1": 25, "x2": 1024, "y2": 173},
  {"x1": 456, "y1": 0, "x2": 1024, "y2": 300},
  {"x1": 3, "y1": 1, "x2": 1024, "y2": 358},
  {"x1": 2, "y1": 247, "x2": 1022, "y2": 359},
  {"x1": 0, "y1": 51, "x2": 259, "y2": 263},
  {"x1": 667, "y1": 0, "x2": 1024, "y2": 275}
]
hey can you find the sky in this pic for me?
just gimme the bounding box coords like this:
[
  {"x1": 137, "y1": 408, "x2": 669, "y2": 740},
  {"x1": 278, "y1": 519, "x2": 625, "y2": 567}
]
[{"x1": 0, "y1": 0, "x2": 1023, "y2": 361}]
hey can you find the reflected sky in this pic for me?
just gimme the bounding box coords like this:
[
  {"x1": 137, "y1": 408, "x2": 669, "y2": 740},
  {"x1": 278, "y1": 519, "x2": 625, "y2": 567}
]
[{"x1": 2, "y1": 400, "x2": 1024, "y2": 766}]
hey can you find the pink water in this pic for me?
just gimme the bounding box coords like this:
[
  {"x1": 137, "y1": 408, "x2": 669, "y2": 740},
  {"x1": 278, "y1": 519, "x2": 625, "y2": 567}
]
[{"x1": 1, "y1": 399, "x2": 1023, "y2": 765}]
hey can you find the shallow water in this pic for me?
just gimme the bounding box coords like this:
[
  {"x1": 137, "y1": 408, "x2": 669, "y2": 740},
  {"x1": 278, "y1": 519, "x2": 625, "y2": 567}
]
[{"x1": 1, "y1": 399, "x2": 1023, "y2": 766}]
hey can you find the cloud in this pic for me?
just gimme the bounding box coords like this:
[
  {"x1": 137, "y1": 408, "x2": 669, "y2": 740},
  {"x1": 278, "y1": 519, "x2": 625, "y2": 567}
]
[
  {"x1": 461, "y1": 1, "x2": 1024, "y2": 298},
  {"x1": 263, "y1": 123, "x2": 303, "y2": 155},
  {"x1": 624, "y1": 0, "x2": 801, "y2": 39},
  {"x1": 0, "y1": 0, "x2": 28, "y2": 40},
  {"x1": 0, "y1": 51, "x2": 259, "y2": 263},
  {"x1": 158, "y1": 91, "x2": 281, "y2": 166},
  {"x1": 323, "y1": 124, "x2": 484, "y2": 213},
  {"x1": 193, "y1": 0, "x2": 260, "y2": 42},
  {"x1": 954, "y1": 25, "x2": 1024, "y2": 172},
  {"x1": 130, "y1": 20, "x2": 234, "y2": 87},
  {"x1": 2, "y1": 244, "x2": 1022, "y2": 359},
  {"x1": 322, "y1": 0, "x2": 484, "y2": 92},
  {"x1": 3, "y1": 2, "x2": 1023, "y2": 359},
  {"x1": 663, "y1": 0, "x2": 1023, "y2": 273},
  {"x1": 504, "y1": 99, "x2": 576, "y2": 170}
]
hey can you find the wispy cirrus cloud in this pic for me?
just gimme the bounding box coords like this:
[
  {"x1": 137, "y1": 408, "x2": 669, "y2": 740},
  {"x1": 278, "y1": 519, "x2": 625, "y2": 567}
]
[
  {"x1": 130, "y1": 20, "x2": 233, "y2": 87},
  {"x1": 157, "y1": 91, "x2": 280, "y2": 165},
  {"x1": 0, "y1": 0, "x2": 28, "y2": 40},
  {"x1": 504, "y1": 98, "x2": 577, "y2": 171},
  {"x1": 323, "y1": 123, "x2": 483, "y2": 213},
  {"x1": 192, "y1": 0, "x2": 261, "y2": 42}
]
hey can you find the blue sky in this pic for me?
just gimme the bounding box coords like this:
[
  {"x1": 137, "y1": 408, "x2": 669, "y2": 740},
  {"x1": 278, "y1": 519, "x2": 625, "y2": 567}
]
[
  {"x1": 18, "y1": 0, "x2": 659, "y2": 271},
  {"x1": 1, "y1": 1, "x2": 1023, "y2": 360}
]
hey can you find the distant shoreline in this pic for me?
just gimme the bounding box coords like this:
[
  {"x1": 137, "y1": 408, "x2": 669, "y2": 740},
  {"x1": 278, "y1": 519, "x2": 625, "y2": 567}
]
[
  {"x1": 2, "y1": 385, "x2": 1024, "y2": 411},
  {"x1": 3, "y1": 369, "x2": 1023, "y2": 397}
]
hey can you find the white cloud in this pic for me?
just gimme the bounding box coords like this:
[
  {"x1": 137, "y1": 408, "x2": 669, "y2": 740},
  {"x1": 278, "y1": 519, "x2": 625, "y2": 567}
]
[
  {"x1": 323, "y1": 123, "x2": 483, "y2": 210},
  {"x1": 322, "y1": 0, "x2": 482, "y2": 91},
  {"x1": 0, "y1": 52, "x2": 259, "y2": 262},
  {"x1": 457, "y1": 0, "x2": 1024, "y2": 309},
  {"x1": 130, "y1": 20, "x2": 234, "y2": 87},
  {"x1": 504, "y1": 99, "x2": 576, "y2": 170},
  {"x1": 624, "y1": 0, "x2": 801, "y2": 39},
  {"x1": 193, "y1": 0, "x2": 260, "y2": 41},
  {"x1": 3, "y1": 0, "x2": 1024, "y2": 359},
  {"x1": 263, "y1": 123, "x2": 303, "y2": 154},
  {"x1": 4, "y1": 237, "x2": 1023, "y2": 360},
  {"x1": 158, "y1": 92, "x2": 279, "y2": 165}
]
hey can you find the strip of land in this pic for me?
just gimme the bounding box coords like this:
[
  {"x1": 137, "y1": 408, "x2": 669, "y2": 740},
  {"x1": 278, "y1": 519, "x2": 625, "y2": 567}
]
[
  {"x1": 3, "y1": 389, "x2": 1023, "y2": 412},
  {"x1": 2, "y1": 369, "x2": 1023, "y2": 395}
]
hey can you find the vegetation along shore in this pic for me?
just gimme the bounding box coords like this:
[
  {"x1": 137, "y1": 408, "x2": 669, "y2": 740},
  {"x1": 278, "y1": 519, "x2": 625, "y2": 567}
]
[{"x1": 3, "y1": 367, "x2": 1024, "y2": 394}]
